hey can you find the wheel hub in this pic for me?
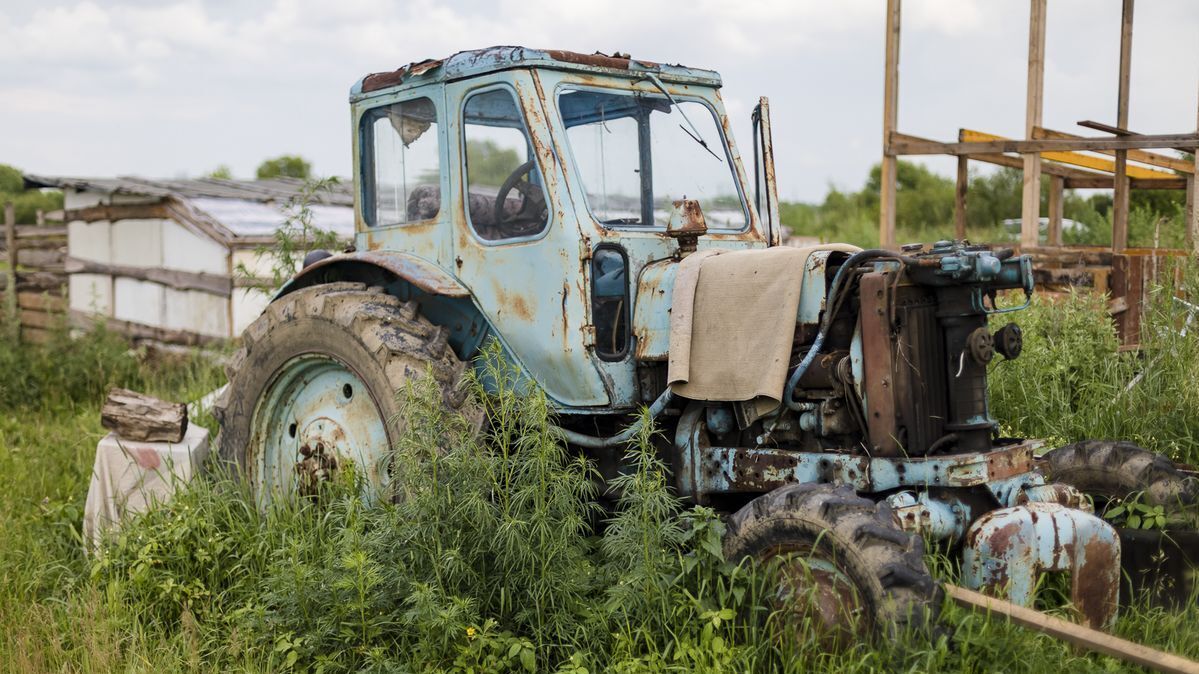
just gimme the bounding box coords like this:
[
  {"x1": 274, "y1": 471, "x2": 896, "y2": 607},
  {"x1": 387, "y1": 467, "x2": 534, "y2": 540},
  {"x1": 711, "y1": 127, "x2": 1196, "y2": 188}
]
[
  {"x1": 295, "y1": 417, "x2": 347, "y2": 497},
  {"x1": 250, "y1": 354, "x2": 392, "y2": 504},
  {"x1": 768, "y1": 544, "x2": 868, "y2": 644}
]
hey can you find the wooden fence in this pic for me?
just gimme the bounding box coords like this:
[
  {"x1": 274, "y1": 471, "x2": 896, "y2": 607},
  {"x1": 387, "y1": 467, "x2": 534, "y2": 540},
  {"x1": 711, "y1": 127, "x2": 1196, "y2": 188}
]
[{"x1": 1, "y1": 203, "x2": 68, "y2": 343}]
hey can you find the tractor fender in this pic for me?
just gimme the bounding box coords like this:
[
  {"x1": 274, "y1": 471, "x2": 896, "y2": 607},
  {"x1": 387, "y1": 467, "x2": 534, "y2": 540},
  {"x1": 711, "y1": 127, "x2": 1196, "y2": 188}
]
[
  {"x1": 274, "y1": 251, "x2": 488, "y2": 359},
  {"x1": 275, "y1": 250, "x2": 471, "y2": 300}
]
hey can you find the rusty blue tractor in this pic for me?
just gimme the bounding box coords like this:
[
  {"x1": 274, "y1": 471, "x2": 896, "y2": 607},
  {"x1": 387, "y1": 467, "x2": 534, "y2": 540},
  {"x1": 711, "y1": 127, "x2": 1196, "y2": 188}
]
[{"x1": 214, "y1": 47, "x2": 1198, "y2": 637}]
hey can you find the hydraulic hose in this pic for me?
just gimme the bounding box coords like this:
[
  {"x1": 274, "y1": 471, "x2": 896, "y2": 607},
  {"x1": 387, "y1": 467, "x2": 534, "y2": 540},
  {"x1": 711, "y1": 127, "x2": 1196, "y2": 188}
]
[
  {"x1": 783, "y1": 249, "x2": 906, "y2": 410},
  {"x1": 552, "y1": 389, "x2": 676, "y2": 449}
]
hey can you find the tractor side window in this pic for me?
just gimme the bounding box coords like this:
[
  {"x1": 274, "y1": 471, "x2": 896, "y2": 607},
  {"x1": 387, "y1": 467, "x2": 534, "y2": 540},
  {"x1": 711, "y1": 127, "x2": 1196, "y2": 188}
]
[
  {"x1": 463, "y1": 88, "x2": 549, "y2": 242},
  {"x1": 591, "y1": 246, "x2": 630, "y2": 360},
  {"x1": 363, "y1": 97, "x2": 441, "y2": 227}
]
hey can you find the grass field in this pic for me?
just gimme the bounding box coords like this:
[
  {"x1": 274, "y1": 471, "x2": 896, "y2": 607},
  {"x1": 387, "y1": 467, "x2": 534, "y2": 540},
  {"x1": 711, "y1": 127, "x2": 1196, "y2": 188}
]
[{"x1": 1, "y1": 282, "x2": 1198, "y2": 672}]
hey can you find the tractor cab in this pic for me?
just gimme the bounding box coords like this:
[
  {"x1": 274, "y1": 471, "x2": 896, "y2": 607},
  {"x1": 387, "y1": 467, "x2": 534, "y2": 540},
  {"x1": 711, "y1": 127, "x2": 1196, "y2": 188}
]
[{"x1": 340, "y1": 47, "x2": 780, "y2": 412}]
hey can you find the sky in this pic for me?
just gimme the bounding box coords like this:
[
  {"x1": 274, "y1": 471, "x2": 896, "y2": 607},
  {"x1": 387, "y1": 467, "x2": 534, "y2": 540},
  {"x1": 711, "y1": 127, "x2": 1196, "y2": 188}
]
[{"x1": 1, "y1": 0, "x2": 1196, "y2": 202}]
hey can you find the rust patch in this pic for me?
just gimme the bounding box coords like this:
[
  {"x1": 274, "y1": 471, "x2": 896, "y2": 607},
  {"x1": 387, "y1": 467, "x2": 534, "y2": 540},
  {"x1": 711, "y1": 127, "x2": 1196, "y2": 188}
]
[
  {"x1": 361, "y1": 58, "x2": 443, "y2": 93},
  {"x1": 546, "y1": 50, "x2": 658, "y2": 70},
  {"x1": 132, "y1": 448, "x2": 161, "y2": 470}
]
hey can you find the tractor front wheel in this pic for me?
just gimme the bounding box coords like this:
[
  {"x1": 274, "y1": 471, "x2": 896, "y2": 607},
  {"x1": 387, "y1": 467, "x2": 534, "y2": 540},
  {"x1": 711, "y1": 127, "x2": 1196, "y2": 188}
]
[
  {"x1": 723, "y1": 483, "x2": 942, "y2": 645},
  {"x1": 214, "y1": 282, "x2": 467, "y2": 505}
]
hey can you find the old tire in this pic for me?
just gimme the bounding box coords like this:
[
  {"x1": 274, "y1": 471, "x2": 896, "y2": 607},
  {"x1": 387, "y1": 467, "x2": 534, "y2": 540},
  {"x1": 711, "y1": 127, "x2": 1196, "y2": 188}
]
[
  {"x1": 213, "y1": 282, "x2": 467, "y2": 503},
  {"x1": 724, "y1": 483, "x2": 942, "y2": 644},
  {"x1": 1042, "y1": 440, "x2": 1199, "y2": 510}
]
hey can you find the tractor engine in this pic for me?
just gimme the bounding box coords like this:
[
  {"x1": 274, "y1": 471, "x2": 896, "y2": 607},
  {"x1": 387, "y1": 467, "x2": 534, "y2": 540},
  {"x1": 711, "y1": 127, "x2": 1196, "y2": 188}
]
[{"x1": 733, "y1": 240, "x2": 1034, "y2": 458}]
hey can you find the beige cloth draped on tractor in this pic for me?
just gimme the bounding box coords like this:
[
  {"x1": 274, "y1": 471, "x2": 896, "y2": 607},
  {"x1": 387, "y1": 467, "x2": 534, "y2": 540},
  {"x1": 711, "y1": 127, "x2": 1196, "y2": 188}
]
[{"x1": 667, "y1": 244, "x2": 861, "y2": 421}]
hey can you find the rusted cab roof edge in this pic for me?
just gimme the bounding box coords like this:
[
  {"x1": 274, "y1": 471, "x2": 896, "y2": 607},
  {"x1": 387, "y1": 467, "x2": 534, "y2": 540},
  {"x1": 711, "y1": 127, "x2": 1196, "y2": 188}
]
[{"x1": 349, "y1": 46, "x2": 722, "y2": 102}]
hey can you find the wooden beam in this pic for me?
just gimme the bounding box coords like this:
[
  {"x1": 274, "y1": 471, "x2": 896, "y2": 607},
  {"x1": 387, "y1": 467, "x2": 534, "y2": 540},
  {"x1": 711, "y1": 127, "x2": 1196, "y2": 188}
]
[
  {"x1": 955, "y1": 156, "x2": 968, "y2": 240},
  {"x1": 64, "y1": 256, "x2": 233, "y2": 296},
  {"x1": 4, "y1": 202, "x2": 16, "y2": 337},
  {"x1": 890, "y1": 132, "x2": 1199, "y2": 156},
  {"x1": 946, "y1": 585, "x2": 1199, "y2": 674},
  {"x1": 1192, "y1": 80, "x2": 1199, "y2": 252},
  {"x1": 1047, "y1": 175, "x2": 1064, "y2": 246},
  {"x1": 69, "y1": 309, "x2": 224, "y2": 347},
  {"x1": 63, "y1": 202, "x2": 169, "y2": 224},
  {"x1": 880, "y1": 0, "x2": 901, "y2": 249},
  {"x1": 1022, "y1": 0, "x2": 1047, "y2": 248},
  {"x1": 895, "y1": 132, "x2": 1107, "y2": 181},
  {"x1": 1112, "y1": 0, "x2": 1135, "y2": 253},
  {"x1": 1064, "y1": 177, "x2": 1187, "y2": 190},
  {"x1": 1035, "y1": 127, "x2": 1193, "y2": 174},
  {"x1": 963, "y1": 130, "x2": 1176, "y2": 180}
]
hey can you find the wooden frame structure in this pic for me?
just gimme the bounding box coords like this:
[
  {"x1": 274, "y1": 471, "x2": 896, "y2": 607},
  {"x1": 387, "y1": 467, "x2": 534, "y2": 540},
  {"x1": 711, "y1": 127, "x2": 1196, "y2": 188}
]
[{"x1": 880, "y1": 0, "x2": 1199, "y2": 253}]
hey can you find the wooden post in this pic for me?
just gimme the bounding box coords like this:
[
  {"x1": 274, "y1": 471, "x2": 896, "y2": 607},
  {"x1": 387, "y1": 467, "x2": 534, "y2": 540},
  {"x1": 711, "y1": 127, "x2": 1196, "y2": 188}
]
[
  {"x1": 880, "y1": 0, "x2": 901, "y2": 249},
  {"x1": 954, "y1": 156, "x2": 968, "y2": 240},
  {"x1": 1021, "y1": 0, "x2": 1047, "y2": 248},
  {"x1": 1112, "y1": 0, "x2": 1134, "y2": 253},
  {"x1": 1048, "y1": 175, "x2": 1064, "y2": 246},
  {"x1": 4, "y1": 202, "x2": 16, "y2": 337},
  {"x1": 1191, "y1": 82, "x2": 1199, "y2": 253},
  {"x1": 1187, "y1": 174, "x2": 1195, "y2": 252}
]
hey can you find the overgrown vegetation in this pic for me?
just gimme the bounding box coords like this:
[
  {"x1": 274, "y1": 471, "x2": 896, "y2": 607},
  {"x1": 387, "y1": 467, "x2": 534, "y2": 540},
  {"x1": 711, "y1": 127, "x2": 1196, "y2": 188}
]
[
  {"x1": 3, "y1": 313, "x2": 1199, "y2": 671},
  {"x1": 989, "y1": 261, "x2": 1199, "y2": 466},
  {"x1": 0, "y1": 163, "x2": 63, "y2": 223},
  {"x1": 782, "y1": 160, "x2": 1189, "y2": 249}
]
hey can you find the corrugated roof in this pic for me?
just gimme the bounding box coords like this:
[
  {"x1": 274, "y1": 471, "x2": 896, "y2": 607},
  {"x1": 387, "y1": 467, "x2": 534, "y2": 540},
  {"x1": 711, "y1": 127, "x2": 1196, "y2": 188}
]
[{"x1": 23, "y1": 174, "x2": 355, "y2": 239}]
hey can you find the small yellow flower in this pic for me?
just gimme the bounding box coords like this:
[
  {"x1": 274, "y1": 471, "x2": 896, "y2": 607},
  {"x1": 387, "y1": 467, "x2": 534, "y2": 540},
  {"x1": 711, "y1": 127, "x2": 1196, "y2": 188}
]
[{"x1": 465, "y1": 626, "x2": 477, "y2": 639}]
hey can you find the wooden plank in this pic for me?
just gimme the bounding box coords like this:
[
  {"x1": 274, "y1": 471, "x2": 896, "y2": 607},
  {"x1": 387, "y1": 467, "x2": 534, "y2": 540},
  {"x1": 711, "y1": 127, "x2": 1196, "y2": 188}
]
[
  {"x1": 20, "y1": 326, "x2": 53, "y2": 345},
  {"x1": 945, "y1": 585, "x2": 1199, "y2": 674},
  {"x1": 63, "y1": 202, "x2": 168, "y2": 224},
  {"x1": 101, "y1": 388, "x2": 187, "y2": 443},
  {"x1": 962, "y1": 130, "x2": 1175, "y2": 180},
  {"x1": 954, "y1": 156, "x2": 968, "y2": 240},
  {"x1": 17, "y1": 247, "x2": 65, "y2": 269},
  {"x1": 1022, "y1": 0, "x2": 1047, "y2": 248},
  {"x1": 890, "y1": 133, "x2": 1199, "y2": 156},
  {"x1": 4, "y1": 202, "x2": 15, "y2": 337},
  {"x1": 879, "y1": 0, "x2": 901, "y2": 249},
  {"x1": 1047, "y1": 175, "x2": 1064, "y2": 246},
  {"x1": 69, "y1": 309, "x2": 224, "y2": 347},
  {"x1": 64, "y1": 256, "x2": 232, "y2": 296},
  {"x1": 14, "y1": 225, "x2": 68, "y2": 239},
  {"x1": 19, "y1": 308, "x2": 59, "y2": 330},
  {"x1": 1035, "y1": 128, "x2": 1193, "y2": 174},
  {"x1": 17, "y1": 292, "x2": 66, "y2": 312}
]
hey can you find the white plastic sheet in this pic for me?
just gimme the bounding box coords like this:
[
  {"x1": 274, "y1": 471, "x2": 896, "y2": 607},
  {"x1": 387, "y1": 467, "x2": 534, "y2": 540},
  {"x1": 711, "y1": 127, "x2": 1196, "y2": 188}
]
[{"x1": 83, "y1": 425, "x2": 210, "y2": 551}]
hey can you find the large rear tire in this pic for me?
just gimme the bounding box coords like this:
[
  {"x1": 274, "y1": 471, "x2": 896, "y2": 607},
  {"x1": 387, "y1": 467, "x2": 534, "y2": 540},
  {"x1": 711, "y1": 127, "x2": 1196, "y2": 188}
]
[
  {"x1": 1042, "y1": 440, "x2": 1199, "y2": 510},
  {"x1": 213, "y1": 282, "x2": 467, "y2": 504},
  {"x1": 723, "y1": 483, "x2": 942, "y2": 644}
]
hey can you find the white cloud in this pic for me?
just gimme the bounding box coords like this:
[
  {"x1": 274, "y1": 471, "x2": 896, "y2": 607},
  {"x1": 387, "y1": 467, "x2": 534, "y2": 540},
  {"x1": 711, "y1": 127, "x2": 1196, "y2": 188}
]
[{"x1": 0, "y1": 0, "x2": 1195, "y2": 200}]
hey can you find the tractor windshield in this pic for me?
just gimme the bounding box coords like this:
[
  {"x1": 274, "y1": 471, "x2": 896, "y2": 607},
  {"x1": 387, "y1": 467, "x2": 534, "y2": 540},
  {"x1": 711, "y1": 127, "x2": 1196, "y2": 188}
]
[{"x1": 557, "y1": 87, "x2": 747, "y2": 229}]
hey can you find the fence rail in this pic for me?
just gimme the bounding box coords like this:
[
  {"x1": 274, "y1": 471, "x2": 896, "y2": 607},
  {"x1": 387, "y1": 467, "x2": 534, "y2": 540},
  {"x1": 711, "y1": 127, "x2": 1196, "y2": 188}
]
[{"x1": 1, "y1": 203, "x2": 69, "y2": 343}]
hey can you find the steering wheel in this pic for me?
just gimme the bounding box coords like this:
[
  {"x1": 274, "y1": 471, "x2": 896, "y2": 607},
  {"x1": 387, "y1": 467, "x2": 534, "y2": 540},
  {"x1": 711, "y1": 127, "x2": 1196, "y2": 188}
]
[{"x1": 493, "y1": 159, "x2": 548, "y2": 231}]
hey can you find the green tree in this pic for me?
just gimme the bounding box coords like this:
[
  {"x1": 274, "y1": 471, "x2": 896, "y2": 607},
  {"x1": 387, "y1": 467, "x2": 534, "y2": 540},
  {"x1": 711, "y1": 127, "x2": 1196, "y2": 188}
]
[
  {"x1": 465, "y1": 140, "x2": 520, "y2": 187},
  {"x1": 256, "y1": 155, "x2": 312, "y2": 180},
  {"x1": 0, "y1": 163, "x2": 63, "y2": 224},
  {"x1": 205, "y1": 164, "x2": 233, "y2": 180}
]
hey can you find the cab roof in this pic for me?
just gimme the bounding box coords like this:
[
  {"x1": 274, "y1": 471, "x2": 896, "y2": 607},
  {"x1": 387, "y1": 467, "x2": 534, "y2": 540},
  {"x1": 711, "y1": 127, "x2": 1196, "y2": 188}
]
[{"x1": 350, "y1": 46, "x2": 722, "y2": 101}]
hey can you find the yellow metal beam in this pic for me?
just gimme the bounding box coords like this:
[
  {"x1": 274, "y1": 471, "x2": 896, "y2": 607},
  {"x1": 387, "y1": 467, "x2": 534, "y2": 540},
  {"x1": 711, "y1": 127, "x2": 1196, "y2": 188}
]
[
  {"x1": 961, "y1": 129, "x2": 1178, "y2": 180},
  {"x1": 1034, "y1": 127, "x2": 1193, "y2": 174}
]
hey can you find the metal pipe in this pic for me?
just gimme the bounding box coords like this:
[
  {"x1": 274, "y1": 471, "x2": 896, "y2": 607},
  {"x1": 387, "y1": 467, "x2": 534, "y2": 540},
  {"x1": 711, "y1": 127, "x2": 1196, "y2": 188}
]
[{"x1": 553, "y1": 389, "x2": 675, "y2": 449}]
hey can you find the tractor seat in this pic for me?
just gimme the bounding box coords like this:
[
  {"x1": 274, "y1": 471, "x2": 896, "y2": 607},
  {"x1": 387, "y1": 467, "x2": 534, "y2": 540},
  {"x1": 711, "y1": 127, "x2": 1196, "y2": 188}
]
[{"x1": 406, "y1": 183, "x2": 532, "y2": 238}]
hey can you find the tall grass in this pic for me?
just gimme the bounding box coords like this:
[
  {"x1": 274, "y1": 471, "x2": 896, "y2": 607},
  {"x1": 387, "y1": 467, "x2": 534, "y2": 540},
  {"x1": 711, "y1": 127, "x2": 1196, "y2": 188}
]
[
  {"x1": 3, "y1": 297, "x2": 1199, "y2": 671},
  {"x1": 990, "y1": 260, "x2": 1199, "y2": 464}
]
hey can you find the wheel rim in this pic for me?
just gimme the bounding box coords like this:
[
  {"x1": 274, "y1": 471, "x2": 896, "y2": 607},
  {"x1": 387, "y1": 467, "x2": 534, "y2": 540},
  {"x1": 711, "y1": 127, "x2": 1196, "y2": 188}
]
[
  {"x1": 249, "y1": 354, "x2": 391, "y2": 505},
  {"x1": 766, "y1": 543, "x2": 869, "y2": 643}
]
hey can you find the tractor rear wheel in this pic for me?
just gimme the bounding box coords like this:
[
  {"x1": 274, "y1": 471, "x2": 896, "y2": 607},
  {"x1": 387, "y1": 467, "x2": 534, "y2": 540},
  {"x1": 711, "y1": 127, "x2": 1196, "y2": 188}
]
[
  {"x1": 723, "y1": 483, "x2": 942, "y2": 644},
  {"x1": 213, "y1": 282, "x2": 467, "y2": 504},
  {"x1": 1042, "y1": 440, "x2": 1199, "y2": 513}
]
